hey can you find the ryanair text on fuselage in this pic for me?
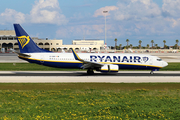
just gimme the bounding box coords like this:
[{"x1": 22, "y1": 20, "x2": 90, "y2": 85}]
[{"x1": 90, "y1": 55, "x2": 149, "y2": 63}]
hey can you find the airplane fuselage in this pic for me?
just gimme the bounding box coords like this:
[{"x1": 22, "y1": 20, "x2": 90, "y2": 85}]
[{"x1": 18, "y1": 52, "x2": 168, "y2": 70}]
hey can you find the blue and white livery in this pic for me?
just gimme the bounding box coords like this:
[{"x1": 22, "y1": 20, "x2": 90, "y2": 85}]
[{"x1": 13, "y1": 24, "x2": 168, "y2": 74}]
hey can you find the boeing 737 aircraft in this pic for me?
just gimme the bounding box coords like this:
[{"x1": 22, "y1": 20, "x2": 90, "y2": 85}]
[{"x1": 13, "y1": 24, "x2": 168, "y2": 74}]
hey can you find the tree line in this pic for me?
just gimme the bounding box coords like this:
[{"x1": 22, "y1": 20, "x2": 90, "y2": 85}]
[{"x1": 113, "y1": 39, "x2": 179, "y2": 50}]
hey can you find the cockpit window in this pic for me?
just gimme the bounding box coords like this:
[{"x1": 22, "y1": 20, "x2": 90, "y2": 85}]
[{"x1": 157, "y1": 59, "x2": 162, "y2": 61}]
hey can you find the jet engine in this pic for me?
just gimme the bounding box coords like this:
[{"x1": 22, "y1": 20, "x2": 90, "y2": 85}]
[{"x1": 100, "y1": 64, "x2": 119, "y2": 73}]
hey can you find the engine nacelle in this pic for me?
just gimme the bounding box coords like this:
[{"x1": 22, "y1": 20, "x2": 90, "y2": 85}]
[{"x1": 100, "y1": 64, "x2": 119, "y2": 73}]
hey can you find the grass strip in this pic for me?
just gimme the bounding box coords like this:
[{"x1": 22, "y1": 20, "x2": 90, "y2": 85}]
[
  {"x1": 0, "y1": 83, "x2": 179, "y2": 90},
  {"x1": 0, "y1": 83, "x2": 179, "y2": 119},
  {"x1": 0, "y1": 62, "x2": 180, "y2": 71},
  {"x1": 160, "y1": 62, "x2": 180, "y2": 71}
]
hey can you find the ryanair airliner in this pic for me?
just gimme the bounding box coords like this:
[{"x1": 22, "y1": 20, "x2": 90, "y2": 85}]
[{"x1": 13, "y1": 24, "x2": 168, "y2": 74}]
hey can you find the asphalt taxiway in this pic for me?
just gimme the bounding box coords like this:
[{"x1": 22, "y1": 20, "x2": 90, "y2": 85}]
[{"x1": 0, "y1": 71, "x2": 180, "y2": 83}]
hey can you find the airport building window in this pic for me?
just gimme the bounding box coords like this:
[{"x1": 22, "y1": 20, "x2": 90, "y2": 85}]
[{"x1": 2, "y1": 37, "x2": 7, "y2": 40}]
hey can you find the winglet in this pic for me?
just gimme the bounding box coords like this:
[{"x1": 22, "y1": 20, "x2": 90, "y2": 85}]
[{"x1": 71, "y1": 49, "x2": 82, "y2": 61}]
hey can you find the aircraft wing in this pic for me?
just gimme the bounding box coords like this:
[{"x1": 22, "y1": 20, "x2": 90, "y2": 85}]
[
  {"x1": 71, "y1": 49, "x2": 103, "y2": 69},
  {"x1": 80, "y1": 60, "x2": 104, "y2": 69}
]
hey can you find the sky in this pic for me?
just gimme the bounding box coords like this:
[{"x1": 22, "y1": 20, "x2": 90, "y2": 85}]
[{"x1": 0, "y1": 0, "x2": 180, "y2": 47}]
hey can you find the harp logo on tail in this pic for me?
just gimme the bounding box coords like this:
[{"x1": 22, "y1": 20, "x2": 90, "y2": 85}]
[{"x1": 17, "y1": 36, "x2": 30, "y2": 49}]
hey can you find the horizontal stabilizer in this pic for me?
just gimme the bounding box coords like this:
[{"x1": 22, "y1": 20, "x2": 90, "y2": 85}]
[
  {"x1": 9, "y1": 48, "x2": 31, "y2": 57},
  {"x1": 14, "y1": 51, "x2": 31, "y2": 57},
  {"x1": 17, "y1": 52, "x2": 31, "y2": 57}
]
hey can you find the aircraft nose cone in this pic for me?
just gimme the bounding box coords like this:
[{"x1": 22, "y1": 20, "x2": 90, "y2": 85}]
[{"x1": 163, "y1": 61, "x2": 168, "y2": 67}]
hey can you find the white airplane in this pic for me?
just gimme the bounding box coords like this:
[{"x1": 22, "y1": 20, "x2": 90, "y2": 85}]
[{"x1": 13, "y1": 24, "x2": 168, "y2": 74}]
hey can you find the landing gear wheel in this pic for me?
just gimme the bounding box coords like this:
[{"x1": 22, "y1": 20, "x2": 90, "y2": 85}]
[
  {"x1": 87, "y1": 69, "x2": 94, "y2": 75},
  {"x1": 150, "y1": 70, "x2": 154, "y2": 75}
]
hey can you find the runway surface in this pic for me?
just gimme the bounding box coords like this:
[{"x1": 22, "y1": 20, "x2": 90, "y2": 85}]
[{"x1": 0, "y1": 71, "x2": 180, "y2": 83}]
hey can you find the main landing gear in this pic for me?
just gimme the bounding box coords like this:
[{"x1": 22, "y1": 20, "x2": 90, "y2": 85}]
[
  {"x1": 87, "y1": 69, "x2": 94, "y2": 75},
  {"x1": 150, "y1": 70, "x2": 154, "y2": 75}
]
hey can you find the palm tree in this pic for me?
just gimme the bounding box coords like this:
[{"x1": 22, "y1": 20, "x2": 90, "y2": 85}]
[
  {"x1": 147, "y1": 44, "x2": 149, "y2": 49},
  {"x1": 174, "y1": 44, "x2": 178, "y2": 49},
  {"x1": 155, "y1": 44, "x2": 158, "y2": 49},
  {"x1": 119, "y1": 44, "x2": 122, "y2": 50},
  {"x1": 114, "y1": 38, "x2": 117, "y2": 50},
  {"x1": 151, "y1": 40, "x2": 154, "y2": 49},
  {"x1": 176, "y1": 39, "x2": 179, "y2": 49},
  {"x1": 130, "y1": 44, "x2": 133, "y2": 49},
  {"x1": 126, "y1": 39, "x2": 129, "y2": 48},
  {"x1": 163, "y1": 40, "x2": 166, "y2": 49},
  {"x1": 139, "y1": 40, "x2": 142, "y2": 49}
]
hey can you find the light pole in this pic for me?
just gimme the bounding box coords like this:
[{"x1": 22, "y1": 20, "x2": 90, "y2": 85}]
[{"x1": 103, "y1": 11, "x2": 108, "y2": 50}]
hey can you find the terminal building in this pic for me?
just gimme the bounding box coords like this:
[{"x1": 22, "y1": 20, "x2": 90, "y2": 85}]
[{"x1": 0, "y1": 30, "x2": 105, "y2": 52}]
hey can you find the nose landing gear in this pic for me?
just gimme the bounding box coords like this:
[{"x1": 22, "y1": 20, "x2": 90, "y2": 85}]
[{"x1": 150, "y1": 69, "x2": 159, "y2": 74}]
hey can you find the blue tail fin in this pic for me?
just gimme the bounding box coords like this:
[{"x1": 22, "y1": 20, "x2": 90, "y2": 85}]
[{"x1": 13, "y1": 24, "x2": 51, "y2": 53}]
